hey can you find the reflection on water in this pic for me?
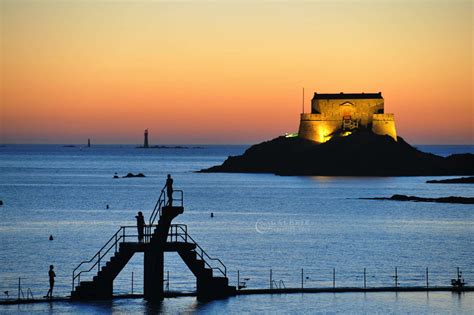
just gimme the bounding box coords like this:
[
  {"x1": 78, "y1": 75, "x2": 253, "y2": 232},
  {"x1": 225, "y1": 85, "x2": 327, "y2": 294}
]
[{"x1": 1, "y1": 292, "x2": 472, "y2": 313}]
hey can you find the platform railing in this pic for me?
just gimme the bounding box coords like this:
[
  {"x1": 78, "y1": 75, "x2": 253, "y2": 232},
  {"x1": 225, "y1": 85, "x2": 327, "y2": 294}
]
[
  {"x1": 168, "y1": 224, "x2": 227, "y2": 278},
  {"x1": 149, "y1": 185, "x2": 184, "y2": 225},
  {"x1": 72, "y1": 225, "x2": 156, "y2": 291},
  {"x1": 71, "y1": 222, "x2": 227, "y2": 292}
]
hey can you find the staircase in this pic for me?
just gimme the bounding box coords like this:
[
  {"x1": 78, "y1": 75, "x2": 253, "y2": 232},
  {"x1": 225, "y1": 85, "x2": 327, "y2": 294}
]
[
  {"x1": 71, "y1": 186, "x2": 235, "y2": 300},
  {"x1": 72, "y1": 240, "x2": 138, "y2": 299},
  {"x1": 170, "y1": 224, "x2": 235, "y2": 300}
]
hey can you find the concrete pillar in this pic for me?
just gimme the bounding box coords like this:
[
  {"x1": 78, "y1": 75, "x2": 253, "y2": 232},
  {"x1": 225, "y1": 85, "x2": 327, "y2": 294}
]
[
  {"x1": 143, "y1": 206, "x2": 183, "y2": 301},
  {"x1": 144, "y1": 250, "x2": 164, "y2": 301}
]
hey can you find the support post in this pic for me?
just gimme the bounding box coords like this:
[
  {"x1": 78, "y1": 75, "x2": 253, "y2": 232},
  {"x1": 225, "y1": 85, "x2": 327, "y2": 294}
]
[
  {"x1": 270, "y1": 269, "x2": 273, "y2": 290},
  {"x1": 144, "y1": 205, "x2": 182, "y2": 301},
  {"x1": 395, "y1": 267, "x2": 398, "y2": 290},
  {"x1": 144, "y1": 250, "x2": 164, "y2": 301},
  {"x1": 364, "y1": 268, "x2": 366, "y2": 289},
  {"x1": 333, "y1": 268, "x2": 335, "y2": 289},
  {"x1": 302, "y1": 87, "x2": 305, "y2": 113},
  {"x1": 237, "y1": 270, "x2": 240, "y2": 290},
  {"x1": 18, "y1": 277, "x2": 20, "y2": 300},
  {"x1": 426, "y1": 267, "x2": 429, "y2": 289},
  {"x1": 301, "y1": 268, "x2": 304, "y2": 289},
  {"x1": 131, "y1": 272, "x2": 134, "y2": 294}
]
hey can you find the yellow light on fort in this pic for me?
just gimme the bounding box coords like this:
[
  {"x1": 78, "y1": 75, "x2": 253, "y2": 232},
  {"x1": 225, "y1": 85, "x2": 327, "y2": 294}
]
[
  {"x1": 318, "y1": 133, "x2": 326, "y2": 143},
  {"x1": 298, "y1": 92, "x2": 397, "y2": 143},
  {"x1": 317, "y1": 127, "x2": 332, "y2": 143}
]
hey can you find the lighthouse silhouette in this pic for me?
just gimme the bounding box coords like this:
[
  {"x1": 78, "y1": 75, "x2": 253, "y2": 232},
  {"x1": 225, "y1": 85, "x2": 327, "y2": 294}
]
[{"x1": 144, "y1": 129, "x2": 149, "y2": 148}]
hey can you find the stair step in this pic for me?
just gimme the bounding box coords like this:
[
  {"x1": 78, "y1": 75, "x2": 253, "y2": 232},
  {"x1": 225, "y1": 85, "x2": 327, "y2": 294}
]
[
  {"x1": 77, "y1": 281, "x2": 95, "y2": 289},
  {"x1": 212, "y1": 276, "x2": 229, "y2": 286},
  {"x1": 193, "y1": 259, "x2": 205, "y2": 267},
  {"x1": 200, "y1": 268, "x2": 213, "y2": 277}
]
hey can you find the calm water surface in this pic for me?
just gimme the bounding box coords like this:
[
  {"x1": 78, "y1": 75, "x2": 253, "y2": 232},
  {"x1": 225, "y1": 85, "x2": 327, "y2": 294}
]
[{"x1": 0, "y1": 144, "x2": 473, "y2": 313}]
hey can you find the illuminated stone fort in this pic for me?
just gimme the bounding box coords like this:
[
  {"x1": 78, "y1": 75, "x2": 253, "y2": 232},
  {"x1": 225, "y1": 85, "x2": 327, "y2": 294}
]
[{"x1": 298, "y1": 92, "x2": 397, "y2": 143}]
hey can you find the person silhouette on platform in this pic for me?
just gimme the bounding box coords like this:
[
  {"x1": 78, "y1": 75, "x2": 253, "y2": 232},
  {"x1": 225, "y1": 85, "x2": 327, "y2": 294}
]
[
  {"x1": 46, "y1": 265, "x2": 56, "y2": 298},
  {"x1": 136, "y1": 211, "x2": 145, "y2": 243},
  {"x1": 166, "y1": 174, "x2": 174, "y2": 206}
]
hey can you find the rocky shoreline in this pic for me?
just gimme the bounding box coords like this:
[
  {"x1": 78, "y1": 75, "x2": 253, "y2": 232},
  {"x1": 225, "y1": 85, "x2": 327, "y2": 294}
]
[
  {"x1": 426, "y1": 177, "x2": 474, "y2": 184},
  {"x1": 200, "y1": 132, "x2": 474, "y2": 176},
  {"x1": 361, "y1": 194, "x2": 474, "y2": 204}
]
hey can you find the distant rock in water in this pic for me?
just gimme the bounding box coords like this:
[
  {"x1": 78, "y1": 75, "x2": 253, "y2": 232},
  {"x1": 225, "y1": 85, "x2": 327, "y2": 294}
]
[
  {"x1": 362, "y1": 194, "x2": 474, "y2": 204},
  {"x1": 426, "y1": 177, "x2": 474, "y2": 184},
  {"x1": 200, "y1": 132, "x2": 474, "y2": 176},
  {"x1": 123, "y1": 173, "x2": 146, "y2": 178}
]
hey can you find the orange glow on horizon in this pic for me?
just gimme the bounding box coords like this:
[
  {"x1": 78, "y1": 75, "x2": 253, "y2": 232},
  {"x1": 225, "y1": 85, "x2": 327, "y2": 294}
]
[{"x1": 0, "y1": 1, "x2": 472, "y2": 144}]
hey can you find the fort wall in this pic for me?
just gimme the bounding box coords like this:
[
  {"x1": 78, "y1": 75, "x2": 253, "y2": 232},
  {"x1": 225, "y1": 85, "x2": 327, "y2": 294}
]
[
  {"x1": 298, "y1": 92, "x2": 397, "y2": 143},
  {"x1": 298, "y1": 114, "x2": 341, "y2": 143},
  {"x1": 312, "y1": 98, "x2": 384, "y2": 127},
  {"x1": 371, "y1": 114, "x2": 397, "y2": 140}
]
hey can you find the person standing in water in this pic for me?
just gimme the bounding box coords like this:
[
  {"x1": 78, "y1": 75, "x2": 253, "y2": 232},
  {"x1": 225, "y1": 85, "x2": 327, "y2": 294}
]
[
  {"x1": 136, "y1": 211, "x2": 145, "y2": 243},
  {"x1": 166, "y1": 174, "x2": 173, "y2": 206},
  {"x1": 46, "y1": 265, "x2": 56, "y2": 298}
]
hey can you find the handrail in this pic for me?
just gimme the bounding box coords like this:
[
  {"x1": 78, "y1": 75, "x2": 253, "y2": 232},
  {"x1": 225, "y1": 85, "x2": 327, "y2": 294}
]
[
  {"x1": 149, "y1": 185, "x2": 167, "y2": 225},
  {"x1": 72, "y1": 225, "x2": 156, "y2": 291},
  {"x1": 72, "y1": 223, "x2": 227, "y2": 291},
  {"x1": 72, "y1": 187, "x2": 226, "y2": 294},
  {"x1": 168, "y1": 224, "x2": 227, "y2": 277},
  {"x1": 72, "y1": 226, "x2": 122, "y2": 289},
  {"x1": 171, "y1": 190, "x2": 184, "y2": 208},
  {"x1": 271, "y1": 280, "x2": 286, "y2": 289},
  {"x1": 148, "y1": 185, "x2": 184, "y2": 225}
]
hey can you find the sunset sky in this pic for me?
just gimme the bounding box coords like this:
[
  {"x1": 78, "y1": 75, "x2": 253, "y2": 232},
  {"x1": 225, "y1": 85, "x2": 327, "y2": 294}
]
[{"x1": 1, "y1": 0, "x2": 472, "y2": 144}]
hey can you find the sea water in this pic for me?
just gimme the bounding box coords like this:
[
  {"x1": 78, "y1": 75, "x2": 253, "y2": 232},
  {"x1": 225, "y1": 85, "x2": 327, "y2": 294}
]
[{"x1": 0, "y1": 144, "x2": 473, "y2": 313}]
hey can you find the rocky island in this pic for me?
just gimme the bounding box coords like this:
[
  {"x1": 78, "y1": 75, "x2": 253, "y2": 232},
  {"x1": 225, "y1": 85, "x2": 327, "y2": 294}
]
[
  {"x1": 361, "y1": 194, "x2": 474, "y2": 204},
  {"x1": 201, "y1": 132, "x2": 474, "y2": 176},
  {"x1": 426, "y1": 177, "x2": 474, "y2": 184},
  {"x1": 201, "y1": 92, "x2": 474, "y2": 176}
]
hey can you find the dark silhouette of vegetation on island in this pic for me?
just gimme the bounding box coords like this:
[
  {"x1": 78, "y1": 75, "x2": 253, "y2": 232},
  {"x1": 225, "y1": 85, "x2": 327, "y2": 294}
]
[
  {"x1": 361, "y1": 194, "x2": 474, "y2": 204},
  {"x1": 426, "y1": 177, "x2": 474, "y2": 184},
  {"x1": 200, "y1": 131, "x2": 474, "y2": 176}
]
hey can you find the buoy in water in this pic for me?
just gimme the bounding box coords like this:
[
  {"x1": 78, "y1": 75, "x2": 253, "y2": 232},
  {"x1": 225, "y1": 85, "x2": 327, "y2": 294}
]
[
  {"x1": 106, "y1": 204, "x2": 109, "y2": 209},
  {"x1": 0, "y1": 200, "x2": 3, "y2": 206},
  {"x1": 49, "y1": 235, "x2": 54, "y2": 241},
  {"x1": 210, "y1": 212, "x2": 214, "y2": 218}
]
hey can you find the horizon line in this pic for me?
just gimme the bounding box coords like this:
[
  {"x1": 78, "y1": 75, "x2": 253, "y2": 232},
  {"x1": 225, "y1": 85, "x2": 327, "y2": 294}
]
[{"x1": 1, "y1": 142, "x2": 474, "y2": 146}]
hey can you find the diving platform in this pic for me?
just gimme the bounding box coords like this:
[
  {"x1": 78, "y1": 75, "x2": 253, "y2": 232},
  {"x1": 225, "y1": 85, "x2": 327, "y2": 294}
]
[{"x1": 71, "y1": 188, "x2": 235, "y2": 301}]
